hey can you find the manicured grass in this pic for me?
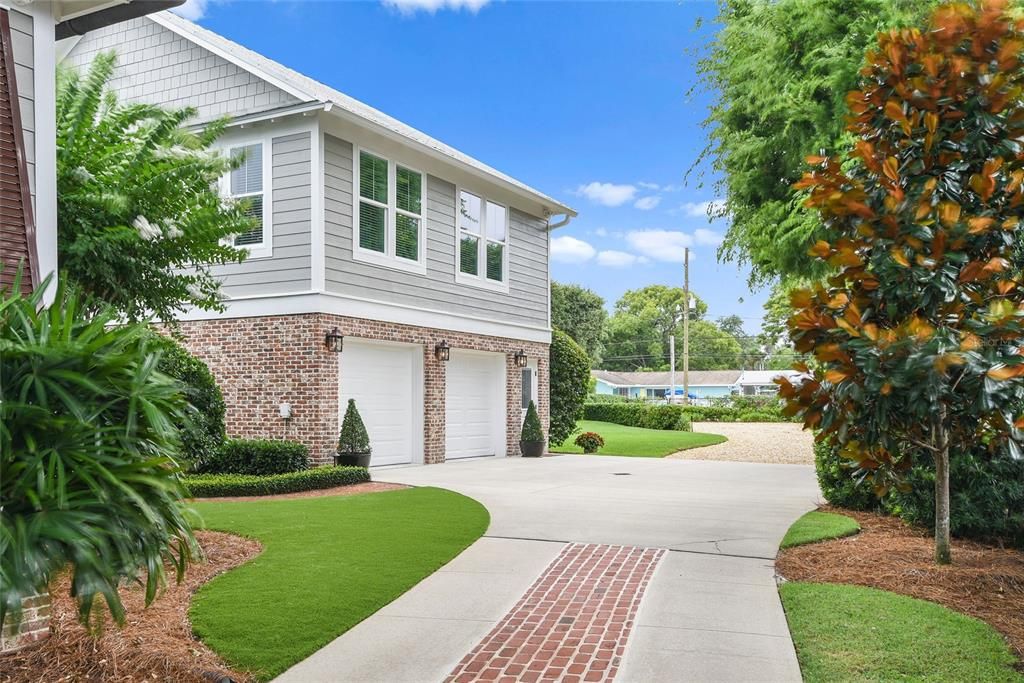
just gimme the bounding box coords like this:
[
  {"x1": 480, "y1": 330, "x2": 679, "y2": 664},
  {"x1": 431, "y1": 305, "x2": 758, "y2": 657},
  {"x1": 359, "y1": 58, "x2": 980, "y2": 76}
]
[
  {"x1": 187, "y1": 487, "x2": 488, "y2": 680},
  {"x1": 549, "y1": 420, "x2": 726, "y2": 457},
  {"x1": 781, "y1": 510, "x2": 861, "y2": 548},
  {"x1": 780, "y1": 582, "x2": 1023, "y2": 682}
]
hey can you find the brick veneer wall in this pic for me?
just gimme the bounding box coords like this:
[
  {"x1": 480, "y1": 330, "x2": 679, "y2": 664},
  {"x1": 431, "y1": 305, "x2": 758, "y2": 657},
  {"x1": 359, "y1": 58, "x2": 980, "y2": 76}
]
[
  {"x1": 0, "y1": 594, "x2": 50, "y2": 652},
  {"x1": 173, "y1": 313, "x2": 550, "y2": 464}
]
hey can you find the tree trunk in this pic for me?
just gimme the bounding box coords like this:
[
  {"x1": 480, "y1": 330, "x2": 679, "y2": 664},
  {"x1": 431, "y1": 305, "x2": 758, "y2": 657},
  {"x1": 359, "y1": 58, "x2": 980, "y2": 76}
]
[{"x1": 933, "y1": 407, "x2": 952, "y2": 565}]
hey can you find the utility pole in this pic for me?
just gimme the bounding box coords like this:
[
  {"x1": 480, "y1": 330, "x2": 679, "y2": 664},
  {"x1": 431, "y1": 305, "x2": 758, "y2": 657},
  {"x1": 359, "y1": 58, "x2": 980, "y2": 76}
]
[
  {"x1": 669, "y1": 335, "x2": 676, "y2": 404},
  {"x1": 683, "y1": 247, "x2": 690, "y2": 405}
]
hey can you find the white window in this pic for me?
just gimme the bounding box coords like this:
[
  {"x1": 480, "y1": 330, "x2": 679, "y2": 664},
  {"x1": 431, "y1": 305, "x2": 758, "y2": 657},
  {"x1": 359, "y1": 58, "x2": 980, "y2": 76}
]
[
  {"x1": 354, "y1": 148, "x2": 425, "y2": 272},
  {"x1": 222, "y1": 140, "x2": 272, "y2": 259},
  {"x1": 457, "y1": 189, "x2": 509, "y2": 290}
]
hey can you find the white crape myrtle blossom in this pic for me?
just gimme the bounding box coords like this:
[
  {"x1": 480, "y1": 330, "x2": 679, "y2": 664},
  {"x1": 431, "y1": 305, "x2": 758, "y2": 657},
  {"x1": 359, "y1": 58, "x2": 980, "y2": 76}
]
[
  {"x1": 133, "y1": 215, "x2": 162, "y2": 241},
  {"x1": 164, "y1": 220, "x2": 184, "y2": 239},
  {"x1": 70, "y1": 166, "x2": 95, "y2": 184}
]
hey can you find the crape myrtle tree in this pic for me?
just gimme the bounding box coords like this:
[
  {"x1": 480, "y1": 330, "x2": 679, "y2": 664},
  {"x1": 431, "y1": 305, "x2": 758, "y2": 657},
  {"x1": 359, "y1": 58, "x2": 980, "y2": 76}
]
[
  {"x1": 778, "y1": 0, "x2": 1024, "y2": 565},
  {"x1": 58, "y1": 52, "x2": 253, "y2": 322}
]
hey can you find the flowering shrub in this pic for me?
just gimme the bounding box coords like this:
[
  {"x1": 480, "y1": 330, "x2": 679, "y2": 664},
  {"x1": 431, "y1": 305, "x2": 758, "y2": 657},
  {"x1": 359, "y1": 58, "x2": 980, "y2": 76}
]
[{"x1": 574, "y1": 432, "x2": 605, "y2": 454}]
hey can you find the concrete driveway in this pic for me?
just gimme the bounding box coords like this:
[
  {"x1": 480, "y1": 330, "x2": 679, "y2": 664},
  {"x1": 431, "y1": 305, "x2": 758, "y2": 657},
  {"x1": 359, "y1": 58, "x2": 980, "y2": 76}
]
[{"x1": 276, "y1": 455, "x2": 821, "y2": 683}]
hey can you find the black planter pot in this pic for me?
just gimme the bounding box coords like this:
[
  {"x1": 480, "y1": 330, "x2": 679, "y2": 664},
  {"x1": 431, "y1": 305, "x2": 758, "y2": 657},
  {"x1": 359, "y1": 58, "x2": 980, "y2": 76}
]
[
  {"x1": 334, "y1": 452, "x2": 371, "y2": 468},
  {"x1": 520, "y1": 440, "x2": 545, "y2": 458}
]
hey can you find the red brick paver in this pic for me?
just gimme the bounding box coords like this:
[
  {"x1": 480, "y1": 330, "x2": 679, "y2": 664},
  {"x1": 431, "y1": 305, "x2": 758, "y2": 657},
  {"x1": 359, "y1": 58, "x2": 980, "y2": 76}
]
[{"x1": 446, "y1": 543, "x2": 665, "y2": 683}]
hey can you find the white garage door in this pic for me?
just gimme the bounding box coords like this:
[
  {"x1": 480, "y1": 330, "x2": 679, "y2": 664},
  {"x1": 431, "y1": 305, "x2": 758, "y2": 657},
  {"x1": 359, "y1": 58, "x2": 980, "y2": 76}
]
[
  {"x1": 446, "y1": 351, "x2": 504, "y2": 460},
  {"x1": 339, "y1": 341, "x2": 420, "y2": 466}
]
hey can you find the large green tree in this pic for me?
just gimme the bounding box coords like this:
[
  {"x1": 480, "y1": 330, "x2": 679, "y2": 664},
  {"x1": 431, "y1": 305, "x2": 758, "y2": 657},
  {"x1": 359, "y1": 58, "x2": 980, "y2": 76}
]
[
  {"x1": 779, "y1": 0, "x2": 1024, "y2": 565},
  {"x1": 551, "y1": 282, "x2": 607, "y2": 364},
  {"x1": 603, "y1": 285, "x2": 707, "y2": 370},
  {"x1": 58, "y1": 52, "x2": 253, "y2": 322},
  {"x1": 700, "y1": 0, "x2": 936, "y2": 285}
]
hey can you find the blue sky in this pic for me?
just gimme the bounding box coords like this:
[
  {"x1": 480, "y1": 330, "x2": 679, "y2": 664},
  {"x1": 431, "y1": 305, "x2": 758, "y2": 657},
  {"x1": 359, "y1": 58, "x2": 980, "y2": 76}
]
[{"x1": 179, "y1": 0, "x2": 769, "y2": 334}]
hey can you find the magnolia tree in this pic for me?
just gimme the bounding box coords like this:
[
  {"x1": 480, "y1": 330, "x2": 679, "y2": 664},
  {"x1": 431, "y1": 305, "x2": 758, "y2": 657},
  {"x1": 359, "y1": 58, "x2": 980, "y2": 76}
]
[{"x1": 778, "y1": 0, "x2": 1024, "y2": 565}]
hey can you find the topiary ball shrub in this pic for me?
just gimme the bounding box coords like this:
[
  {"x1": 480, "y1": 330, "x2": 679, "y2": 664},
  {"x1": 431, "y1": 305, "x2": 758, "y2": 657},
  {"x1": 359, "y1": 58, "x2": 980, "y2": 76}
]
[
  {"x1": 549, "y1": 330, "x2": 591, "y2": 446},
  {"x1": 674, "y1": 414, "x2": 693, "y2": 432},
  {"x1": 574, "y1": 432, "x2": 605, "y2": 454},
  {"x1": 151, "y1": 334, "x2": 226, "y2": 472},
  {"x1": 204, "y1": 439, "x2": 309, "y2": 476}
]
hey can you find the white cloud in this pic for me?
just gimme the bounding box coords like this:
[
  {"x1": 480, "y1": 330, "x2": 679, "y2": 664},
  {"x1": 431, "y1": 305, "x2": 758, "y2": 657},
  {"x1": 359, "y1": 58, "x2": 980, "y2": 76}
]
[
  {"x1": 634, "y1": 196, "x2": 661, "y2": 211},
  {"x1": 694, "y1": 228, "x2": 724, "y2": 246},
  {"x1": 593, "y1": 227, "x2": 608, "y2": 237},
  {"x1": 681, "y1": 199, "x2": 728, "y2": 219},
  {"x1": 637, "y1": 181, "x2": 661, "y2": 190},
  {"x1": 575, "y1": 182, "x2": 637, "y2": 207},
  {"x1": 551, "y1": 235, "x2": 596, "y2": 263},
  {"x1": 172, "y1": 0, "x2": 209, "y2": 20},
  {"x1": 596, "y1": 250, "x2": 646, "y2": 268},
  {"x1": 625, "y1": 229, "x2": 695, "y2": 263},
  {"x1": 383, "y1": 0, "x2": 491, "y2": 14}
]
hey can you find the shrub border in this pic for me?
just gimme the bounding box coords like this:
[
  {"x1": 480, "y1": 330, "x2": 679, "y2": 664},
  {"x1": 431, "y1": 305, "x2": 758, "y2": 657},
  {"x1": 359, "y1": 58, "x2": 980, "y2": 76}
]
[{"x1": 183, "y1": 466, "x2": 369, "y2": 498}]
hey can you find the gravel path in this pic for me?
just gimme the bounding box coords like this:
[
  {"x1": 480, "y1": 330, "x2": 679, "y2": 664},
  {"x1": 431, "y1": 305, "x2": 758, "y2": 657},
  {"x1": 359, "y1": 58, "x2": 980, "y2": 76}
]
[{"x1": 668, "y1": 422, "x2": 815, "y2": 465}]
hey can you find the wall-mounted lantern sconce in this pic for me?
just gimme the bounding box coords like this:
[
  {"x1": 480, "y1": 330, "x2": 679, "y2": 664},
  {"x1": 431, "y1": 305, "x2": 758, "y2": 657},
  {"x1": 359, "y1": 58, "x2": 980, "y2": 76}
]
[
  {"x1": 325, "y1": 327, "x2": 344, "y2": 353},
  {"x1": 435, "y1": 340, "x2": 450, "y2": 362},
  {"x1": 514, "y1": 349, "x2": 528, "y2": 368}
]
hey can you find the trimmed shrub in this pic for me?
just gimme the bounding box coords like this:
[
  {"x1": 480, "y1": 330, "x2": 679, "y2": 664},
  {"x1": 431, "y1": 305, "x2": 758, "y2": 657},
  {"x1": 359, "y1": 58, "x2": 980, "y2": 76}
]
[
  {"x1": 338, "y1": 399, "x2": 371, "y2": 454},
  {"x1": 183, "y1": 466, "x2": 369, "y2": 498},
  {"x1": 674, "y1": 414, "x2": 693, "y2": 432},
  {"x1": 586, "y1": 393, "x2": 631, "y2": 404},
  {"x1": 736, "y1": 411, "x2": 777, "y2": 423},
  {"x1": 522, "y1": 400, "x2": 544, "y2": 442},
  {"x1": 583, "y1": 403, "x2": 685, "y2": 430},
  {"x1": 814, "y1": 438, "x2": 880, "y2": 512},
  {"x1": 151, "y1": 334, "x2": 226, "y2": 471},
  {"x1": 574, "y1": 432, "x2": 605, "y2": 454},
  {"x1": 203, "y1": 439, "x2": 309, "y2": 476},
  {"x1": 550, "y1": 330, "x2": 591, "y2": 446}
]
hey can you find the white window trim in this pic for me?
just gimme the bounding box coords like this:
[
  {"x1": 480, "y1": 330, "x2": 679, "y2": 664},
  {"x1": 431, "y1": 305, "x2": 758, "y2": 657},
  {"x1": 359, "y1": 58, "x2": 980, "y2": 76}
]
[
  {"x1": 352, "y1": 145, "x2": 427, "y2": 275},
  {"x1": 454, "y1": 186, "x2": 511, "y2": 293},
  {"x1": 218, "y1": 134, "x2": 273, "y2": 260}
]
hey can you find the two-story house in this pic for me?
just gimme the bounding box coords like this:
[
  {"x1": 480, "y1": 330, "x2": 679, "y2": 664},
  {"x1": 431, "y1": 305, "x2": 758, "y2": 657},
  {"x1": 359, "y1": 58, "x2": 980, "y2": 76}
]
[{"x1": 64, "y1": 12, "x2": 575, "y2": 466}]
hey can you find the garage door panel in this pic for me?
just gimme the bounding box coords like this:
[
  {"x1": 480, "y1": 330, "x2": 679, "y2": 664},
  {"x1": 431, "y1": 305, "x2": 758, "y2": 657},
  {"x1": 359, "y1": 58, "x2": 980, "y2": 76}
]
[
  {"x1": 340, "y1": 342, "x2": 418, "y2": 466},
  {"x1": 446, "y1": 352, "x2": 502, "y2": 460}
]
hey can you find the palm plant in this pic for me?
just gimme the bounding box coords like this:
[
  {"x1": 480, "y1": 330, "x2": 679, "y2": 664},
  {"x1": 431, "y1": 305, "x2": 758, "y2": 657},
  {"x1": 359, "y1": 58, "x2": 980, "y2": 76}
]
[
  {"x1": 0, "y1": 275, "x2": 198, "y2": 628},
  {"x1": 57, "y1": 51, "x2": 253, "y2": 322}
]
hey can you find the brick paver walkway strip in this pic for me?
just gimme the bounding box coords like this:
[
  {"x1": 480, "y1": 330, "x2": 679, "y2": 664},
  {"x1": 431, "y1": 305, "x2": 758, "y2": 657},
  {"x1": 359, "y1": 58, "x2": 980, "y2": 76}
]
[{"x1": 446, "y1": 543, "x2": 666, "y2": 683}]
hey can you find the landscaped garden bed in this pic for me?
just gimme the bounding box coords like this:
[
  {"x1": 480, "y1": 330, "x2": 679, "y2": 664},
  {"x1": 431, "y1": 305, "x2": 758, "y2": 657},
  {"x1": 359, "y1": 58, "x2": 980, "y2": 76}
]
[
  {"x1": 777, "y1": 507, "x2": 1024, "y2": 681},
  {"x1": 549, "y1": 419, "x2": 726, "y2": 457}
]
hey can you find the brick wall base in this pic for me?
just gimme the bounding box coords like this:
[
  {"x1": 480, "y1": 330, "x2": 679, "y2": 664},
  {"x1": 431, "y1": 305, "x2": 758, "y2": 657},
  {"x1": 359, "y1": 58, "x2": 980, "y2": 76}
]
[
  {"x1": 0, "y1": 593, "x2": 50, "y2": 653},
  {"x1": 173, "y1": 313, "x2": 549, "y2": 465}
]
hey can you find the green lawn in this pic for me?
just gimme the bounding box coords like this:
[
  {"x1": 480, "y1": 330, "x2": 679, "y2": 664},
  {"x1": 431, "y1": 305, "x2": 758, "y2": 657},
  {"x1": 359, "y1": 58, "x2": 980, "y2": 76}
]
[
  {"x1": 781, "y1": 583, "x2": 1023, "y2": 682},
  {"x1": 187, "y1": 487, "x2": 488, "y2": 680},
  {"x1": 781, "y1": 510, "x2": 861, "y2": 548},
  {"x1": 549, "y1": 420, "x2": 727, "y2": 457}
]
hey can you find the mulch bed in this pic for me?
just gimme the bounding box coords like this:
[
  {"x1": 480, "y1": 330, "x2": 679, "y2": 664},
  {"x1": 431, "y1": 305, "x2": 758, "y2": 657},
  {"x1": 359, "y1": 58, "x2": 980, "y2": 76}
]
[
  {"x1": 0, "y1": 531, "x2": 260, "y2": 683},
  {"x1": 193, "y1": 480, "x2": 408, "y2": 503},
  {"x1": 777, "y1": 506, "x2": 1024, "y2": 662}
]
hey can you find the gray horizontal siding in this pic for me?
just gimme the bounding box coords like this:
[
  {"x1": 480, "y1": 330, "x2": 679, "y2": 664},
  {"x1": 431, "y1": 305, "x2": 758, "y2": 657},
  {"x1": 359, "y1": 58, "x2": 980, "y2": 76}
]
[
  {"x1": 209, "y1": 131, "x2": 311, "y2": 296},
  {"x1": 323, "y1": 134, "x2": 549, "y2": 328},
  {"x1": 63, "y1": 16, "x2": 300, "y2": 122},
  {"x1": 9, "y1": 9, "x2": 33, "y2": 203}
]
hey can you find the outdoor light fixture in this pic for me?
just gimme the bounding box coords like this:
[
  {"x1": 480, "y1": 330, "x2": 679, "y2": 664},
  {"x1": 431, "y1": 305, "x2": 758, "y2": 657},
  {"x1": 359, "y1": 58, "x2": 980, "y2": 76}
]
[
  {"x1": 514, "y1": 349, "x2": 528, "y2": 368},
  {"x1": 435, "y1": 340, "x2": 451, "y2": 362},
  {"x1": 325, "y1": 327, "x2": 344, "y2": 353}
]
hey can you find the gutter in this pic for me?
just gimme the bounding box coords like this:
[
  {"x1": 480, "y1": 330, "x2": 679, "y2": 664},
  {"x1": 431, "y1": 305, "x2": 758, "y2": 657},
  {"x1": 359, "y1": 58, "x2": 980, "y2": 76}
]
[
  {"x1": 56, "y1": 0, "x2": 185, "y2": 40},
  {"x1": 546, "y1": 213, "x2": 574, "y2": 231}
]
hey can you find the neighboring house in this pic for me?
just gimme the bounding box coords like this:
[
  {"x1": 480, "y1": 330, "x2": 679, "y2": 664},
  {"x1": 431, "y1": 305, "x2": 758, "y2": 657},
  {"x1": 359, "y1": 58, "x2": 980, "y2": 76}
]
[
  {"x1": 63, "y1": 12, "x2": 576, "y2": 466},
  {"x1": 591, "y1": 369, "x2": 800, "y2": 400},
  {"x1": 1, "y1": 0, "x2": 180, "y2": 299}
]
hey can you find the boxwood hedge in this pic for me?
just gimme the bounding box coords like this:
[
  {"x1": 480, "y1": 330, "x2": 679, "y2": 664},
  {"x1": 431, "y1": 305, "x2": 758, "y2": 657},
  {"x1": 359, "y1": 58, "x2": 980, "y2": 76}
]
[
  {"x1": 201, "y1": 438, "x2": 309, "y2": 476},
  {"x1": 183, "y1": 466, "x2": 369, "y2": 498}
]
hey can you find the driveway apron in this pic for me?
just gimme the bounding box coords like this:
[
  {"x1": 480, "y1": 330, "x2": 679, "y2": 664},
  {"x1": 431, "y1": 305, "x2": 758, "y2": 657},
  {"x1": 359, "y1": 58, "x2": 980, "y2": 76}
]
[{"x1": 275, "y1": 455, "x2": 821, "y2": 683}]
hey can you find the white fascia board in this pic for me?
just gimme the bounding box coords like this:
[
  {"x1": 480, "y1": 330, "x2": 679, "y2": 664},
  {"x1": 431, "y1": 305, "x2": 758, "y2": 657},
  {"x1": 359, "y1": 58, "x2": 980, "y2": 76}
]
[{"x1": 176, "y1": 290, "x2": 553, "y2": 344}]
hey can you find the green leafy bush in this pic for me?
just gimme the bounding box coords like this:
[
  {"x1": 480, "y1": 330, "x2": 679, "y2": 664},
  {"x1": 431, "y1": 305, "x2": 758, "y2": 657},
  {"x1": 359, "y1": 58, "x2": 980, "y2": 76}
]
[
  {"x1": 574, "y1": 432, "x2": 605, "y2": 454},
  {"x1": 338, "y1": 399, "x2": 371, "y2": 454},
  {"x1": 583, "y1": 403, "x2": 687, "y2": 430},
  {"x1": 521, "y1": 401, "x2": 544, "y2": 442},
  {"x1": 674, "y1": 414, "x2": 693, "y2": 432},
  {"x1": 814, "y1": 439, "x2": 880, "y2": 512},
  {"x1": 737, "y1": 411, "x2": 777, "y2": 422},
  {"x1": 184, "y1": 466, "x2": 369, "y2": 498},
  {"x1": 1, "y1": 279, "x2": 197, "y2": 627},
  {"x1": 151, "y1": 334, "x2": 225, "y2": 471},
  {"x1": 203, "y1": 439, "x2": 309, "y2": 476},
  {"x1": 586, "y1": 393, "x2": 632, "y2": 403},
  {"x1": 550, "y1": 330, "x2": 591, "y2": 445}
]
